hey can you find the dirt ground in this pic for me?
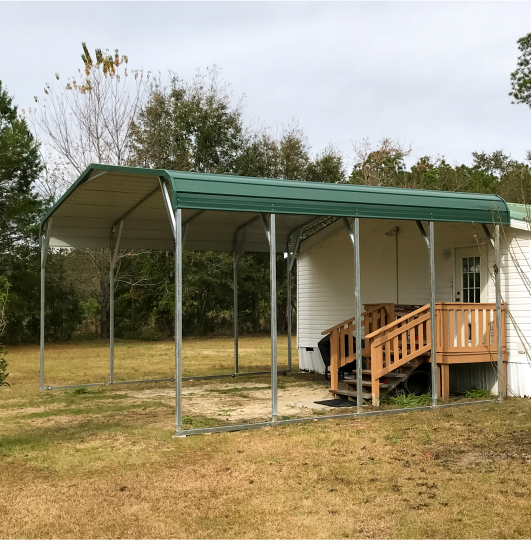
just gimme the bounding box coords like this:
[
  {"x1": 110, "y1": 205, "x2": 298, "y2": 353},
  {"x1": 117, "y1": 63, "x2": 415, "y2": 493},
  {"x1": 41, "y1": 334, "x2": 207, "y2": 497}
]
[{"x1": 128, "y1": 380, "x2": 334, "y2": 423}]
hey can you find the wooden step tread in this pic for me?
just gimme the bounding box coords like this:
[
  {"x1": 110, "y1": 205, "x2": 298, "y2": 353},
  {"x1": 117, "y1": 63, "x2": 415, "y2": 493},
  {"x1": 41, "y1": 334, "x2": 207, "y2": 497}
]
[
  {"x1": 331, "y1": 389, "x2": 372, "y2": 400},
  {"x1": 351, "y1": 371, "x2": 408, "y2": 379},
  {"x1": 345, "y1": 380, "x2": 391, "y2": 389}
]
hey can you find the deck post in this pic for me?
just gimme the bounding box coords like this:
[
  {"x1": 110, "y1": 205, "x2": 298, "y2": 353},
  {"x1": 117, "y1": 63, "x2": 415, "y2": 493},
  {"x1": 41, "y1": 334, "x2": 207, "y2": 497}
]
[
  {"x1": 270, "y1": 214, "x2": 278, "y2": 421},
  {"x1": 429, "y1": 221, "x2": 437, "y2": 407},
  {"x1": 495, "y1": 223, "x2": 503, "y2": 400},
  {"x1": 40, "y1": 218, "x2": 52, "y2": 391},
  {"x1": 353, "y1": 218, "x2": 363, "y2": 414},
  {"x1": 109, "y1": 220, "x2": 123, "y2": 384},
  {"x1": 175, "y1": 208, "x2": 183, "y2": 433}
]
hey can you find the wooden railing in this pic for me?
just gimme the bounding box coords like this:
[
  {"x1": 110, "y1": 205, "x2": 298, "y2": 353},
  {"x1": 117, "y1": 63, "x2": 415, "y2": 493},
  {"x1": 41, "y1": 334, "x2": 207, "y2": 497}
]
[
  {"x1": 322, "y1": 303, "x2": 395, "y2": 392},
  {"x1": 367, "y1": 302, "x2": 507, "y2": 404},
  {"x1": 367, "y1": 305, "x2": 431, "y2": 404},
  {"x1": 435, "y1": 303, "x2": 507, "y2": 359}
]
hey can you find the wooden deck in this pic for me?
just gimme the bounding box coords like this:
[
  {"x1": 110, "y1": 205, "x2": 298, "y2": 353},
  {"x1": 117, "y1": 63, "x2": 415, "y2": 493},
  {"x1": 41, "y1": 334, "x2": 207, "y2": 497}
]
[{"x1": 323, "y1": 302, "x2": 507, "y2": 404}]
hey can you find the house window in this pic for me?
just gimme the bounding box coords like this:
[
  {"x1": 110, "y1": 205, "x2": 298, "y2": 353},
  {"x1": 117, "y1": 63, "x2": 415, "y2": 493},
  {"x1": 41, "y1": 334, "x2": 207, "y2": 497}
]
[{"x1": 462, "y1": 257, "x2": 481, "y2": 302}]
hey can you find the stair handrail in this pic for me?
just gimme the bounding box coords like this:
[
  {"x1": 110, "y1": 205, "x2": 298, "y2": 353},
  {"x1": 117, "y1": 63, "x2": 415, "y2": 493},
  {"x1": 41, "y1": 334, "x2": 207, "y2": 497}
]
[
  {"x1": 370, "y1": 304, "x2": 431, "y2": 405},
  {"x1": 365, "y1": 304, "x2": 430, "y2": 340},
  {"x1": 321, "y1": 303, "x2": 392, "y2": 335}
]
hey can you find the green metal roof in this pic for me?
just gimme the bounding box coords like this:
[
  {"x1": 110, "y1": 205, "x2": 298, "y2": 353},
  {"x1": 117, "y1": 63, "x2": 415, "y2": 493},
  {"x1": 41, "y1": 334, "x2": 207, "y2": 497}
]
[
  {"x1": 40, "y1": 164, "x2": 511, "y2": 251},
  {"x1": 507, "y1": 202, "x2": 531, "y2": 223}
]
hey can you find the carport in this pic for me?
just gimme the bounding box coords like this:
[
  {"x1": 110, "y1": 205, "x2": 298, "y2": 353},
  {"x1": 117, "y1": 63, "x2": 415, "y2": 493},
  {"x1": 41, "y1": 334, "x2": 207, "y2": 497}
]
[{"x1": 39, "y1": 164, "x2": 509, "y2": 435}]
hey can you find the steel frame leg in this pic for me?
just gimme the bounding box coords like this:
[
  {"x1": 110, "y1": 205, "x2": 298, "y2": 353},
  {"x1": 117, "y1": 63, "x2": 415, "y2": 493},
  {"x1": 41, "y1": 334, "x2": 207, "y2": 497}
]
[
  {"x1": 40, "y1": 259, "x2": 45, "y2": 390},
  {"x1": 109, "y1": 250, "x2": 115, "y2": 384},
  {"x1": 353, "y1": 218, "x2": 363, "y2": 415},
  {"x1": 495, "y1": 224, "x2": 503, "y2": 400},
  {"x1": 429, "y1": 221, "x2": 437, "y2": 408},
  {"x1": 175, "y1": 208, "x2": 183, "y2": 433},
  {"x1": 287, "y1": 257, "x2": 292, "y2": 372},
  {"x1": 270, "y1": 214, "x2": 278, "y2": 422},
  {"x1": 233, "y1": 251, "x2": 239, "y2": 375}
]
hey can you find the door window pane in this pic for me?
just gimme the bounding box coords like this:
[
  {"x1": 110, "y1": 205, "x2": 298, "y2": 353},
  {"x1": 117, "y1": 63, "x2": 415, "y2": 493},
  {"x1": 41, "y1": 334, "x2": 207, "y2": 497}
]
[{"x1": 462, "y1": 256, "x2": 481, "y2": 303}]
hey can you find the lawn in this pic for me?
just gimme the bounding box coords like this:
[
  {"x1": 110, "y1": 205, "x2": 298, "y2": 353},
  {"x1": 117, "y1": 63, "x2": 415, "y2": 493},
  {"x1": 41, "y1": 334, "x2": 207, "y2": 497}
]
[{"x1": 1, "y1": 337, "x2": 531, "y2": 539}]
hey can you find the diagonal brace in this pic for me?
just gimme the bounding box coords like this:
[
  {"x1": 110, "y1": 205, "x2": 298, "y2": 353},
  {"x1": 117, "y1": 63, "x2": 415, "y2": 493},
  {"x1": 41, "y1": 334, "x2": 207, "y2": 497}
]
[
  {"x1": 482, "y1": 223, "x2": 495, "y2": 248},
  {"x1": 416, "y1": 220, "x2": 430, "y2": 249},
  {"x1": 41, "y1": 218, "x2": 53, "y2": 269},
  {"x1": 261, "y1": 213, "x2": 271, "y2": 246},
  {"x1": 159, "y1": 177, "x2": 176, "y2": 240}
]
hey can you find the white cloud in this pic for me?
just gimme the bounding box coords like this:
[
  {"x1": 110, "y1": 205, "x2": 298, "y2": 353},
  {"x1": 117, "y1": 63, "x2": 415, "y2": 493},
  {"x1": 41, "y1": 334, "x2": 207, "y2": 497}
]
[{"x1": 2, "y1": 1, "x2": 530, "y2": 169}]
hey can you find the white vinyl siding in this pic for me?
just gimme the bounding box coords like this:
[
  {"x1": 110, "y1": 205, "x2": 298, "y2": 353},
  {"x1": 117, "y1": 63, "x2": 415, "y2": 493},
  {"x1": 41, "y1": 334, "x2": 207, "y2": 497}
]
[{"x1": 296, "y1": 218, "x2": 531, "y2": 395}]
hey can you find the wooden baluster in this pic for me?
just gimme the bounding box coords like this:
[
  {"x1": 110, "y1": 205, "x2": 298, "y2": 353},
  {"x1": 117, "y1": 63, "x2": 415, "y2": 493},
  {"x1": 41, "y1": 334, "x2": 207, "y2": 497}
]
[
  {"x1": 371, "y1": 341, "x2": 381, "y2": 406},
  {"x1": 493, "y1": 308, "x2": 498, "y2": 351},
  {"x1": 339, "y1": 325, "x2": 346, "y2": 367},
  {"x1": 330, "y1": 329, "x2": 339, "y2": 392},
  {"x1": 486, "y1": 309, "x2": 492, "y2": 350},
  {"x1": 426, "y1": 315, "x2": 431, "y2": 354},
  {"x1": 394, "y1": 328, "x2": 399, "y2": 366},
  {"x1": 456, "y1": 308, "x2": 462, "y2": 349},
  {"x1": 470, "y1": 307, "x2": 476, "y2": 349},
  {"x1": 502, "y1": 305, "x2": 507, "y2": 352},
  {"x1": 418, "y1": 316, "x2": 424, "y2": 351},
  {"x1": 442, "y1": 307, "x2": 448, "y2": 354},
  {"x1": 478, "y1": 308, "x2": 484, "y2": 349},
  {"x1": 351, "y1": 322, "x2": 356, "y2": 364},
  {"x1": 449, "y1": 309, "x2": 455, "y2": 349}
]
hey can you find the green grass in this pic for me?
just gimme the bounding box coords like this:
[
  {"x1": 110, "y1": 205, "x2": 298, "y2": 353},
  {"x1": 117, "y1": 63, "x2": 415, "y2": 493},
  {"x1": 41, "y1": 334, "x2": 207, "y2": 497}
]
[
  {"x1": 383, "y1": 390, "x2": 433, "y2": 408},
  {"x1": 1, "y1": 338, "x2": 531, "y2": 538},
  {"x1": 465, "y1": 388, "x2": 495, "y2": 399}
]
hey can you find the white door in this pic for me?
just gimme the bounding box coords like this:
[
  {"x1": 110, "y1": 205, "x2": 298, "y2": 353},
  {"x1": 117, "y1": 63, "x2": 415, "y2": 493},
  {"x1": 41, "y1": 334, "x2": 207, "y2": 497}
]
[{"x1": 454, "y1": 247, "x2": 488, "y2": 303}]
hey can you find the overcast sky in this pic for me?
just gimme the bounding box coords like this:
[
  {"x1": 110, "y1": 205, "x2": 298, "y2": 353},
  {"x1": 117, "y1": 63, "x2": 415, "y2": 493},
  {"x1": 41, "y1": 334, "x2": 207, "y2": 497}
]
[{"x1": 2, "y1": 1, "x2": 531, "y2": 170}]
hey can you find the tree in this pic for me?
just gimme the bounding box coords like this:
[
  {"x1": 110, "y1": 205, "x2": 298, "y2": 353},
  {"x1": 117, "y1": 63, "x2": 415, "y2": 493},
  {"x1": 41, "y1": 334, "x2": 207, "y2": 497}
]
[
  {"x1": 0, "y1": 277, "x2": 10, "y2": 388},
  {"x1": 350, "y1": 137, "x2": 411, "y2": 186},
  {"x1": 32, "y1": 42, "x2": 150, "y2": 179},
  {"x1": 510, "y1": 33, "x2": 531, "y2": 109},
  {"x1": 0, "y1": 81, "x2": 43, "y2": 252},
  {"x1": 31, "y1": 43, "x2": 150, "y2": 338},
  {"x1": 130, "y1": 67, "x2": 244, "y2": 173},
  {"x1": 0, "y1": 81, "x2": 45, "y2": 345}
]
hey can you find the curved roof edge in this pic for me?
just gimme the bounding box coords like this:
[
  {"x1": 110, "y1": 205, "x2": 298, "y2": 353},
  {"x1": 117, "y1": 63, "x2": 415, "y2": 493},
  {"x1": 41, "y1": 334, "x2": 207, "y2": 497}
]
[{"x1": 40, "y1": 164, "x2": 511, "y2": 232}]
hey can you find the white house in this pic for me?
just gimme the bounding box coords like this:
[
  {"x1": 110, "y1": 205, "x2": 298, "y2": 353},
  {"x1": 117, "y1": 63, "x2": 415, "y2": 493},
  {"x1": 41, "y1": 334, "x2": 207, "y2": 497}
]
[{"x1": 297, "y1": 204, "x2": 531, "y2": 397}]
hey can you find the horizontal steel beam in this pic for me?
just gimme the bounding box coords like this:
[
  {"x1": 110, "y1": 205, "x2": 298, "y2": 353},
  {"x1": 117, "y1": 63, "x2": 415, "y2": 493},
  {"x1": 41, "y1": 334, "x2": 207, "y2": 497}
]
[
  {"x1": 108, "y1": 378, "x2": 175, "y2": 385},
  {"x1": 175, "y1": 399, "x2": 497, "y2": 436},
  {"x1": 41, "y1": 370, "x2": 288, "y2": 391},
  {"x1": 43, "y1": 382, "x2": 107, "y2": 390}
]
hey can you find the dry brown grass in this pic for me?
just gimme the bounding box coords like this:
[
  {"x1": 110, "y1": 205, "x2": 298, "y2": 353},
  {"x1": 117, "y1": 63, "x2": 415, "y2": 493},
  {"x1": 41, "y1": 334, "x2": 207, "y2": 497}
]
[{"x1": 1, "y1": 337, "x2": 531, "y2": 539}]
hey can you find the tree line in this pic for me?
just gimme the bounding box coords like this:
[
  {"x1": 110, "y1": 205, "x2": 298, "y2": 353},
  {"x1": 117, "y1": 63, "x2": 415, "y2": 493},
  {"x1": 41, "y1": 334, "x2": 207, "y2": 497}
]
[{"x1": 1, "y1": 35, "x2": 531, "y2": 349}]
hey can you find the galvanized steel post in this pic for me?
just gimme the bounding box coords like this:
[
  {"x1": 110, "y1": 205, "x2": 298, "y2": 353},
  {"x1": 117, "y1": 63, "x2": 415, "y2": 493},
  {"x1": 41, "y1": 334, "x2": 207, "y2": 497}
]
[
  {"x1": 353, "y1": 218, "x2": 363, "y2": 414},
  {"x1": 40, "y1": 241, "x2": 45, "y2": 390},
  {"x1": 109, "y1": 220, "x2": 123, "y2": 385},
  {"x1": 40, "y1": 219, "x2": 52, "y2": 391},
  {"x1": 429, "y1": 221, "x2": 437, "y2": 407},
  {"x1": 175, "y1": 208, "x2": 183, "y2": 432},
  {"x1": 495, "y1": 224, "x2": 503, "y2": 400},
  {"x1": 109, "y1": 252, "x2": 115, "y2": 384},
  {"x1": 270, "y1": 214, "x2": 278, "y2": 422},
  {"x1": 233, "y1": 252, "x2": 239, "y2": 375},
  {"x1": 287, "y1": 256, "x2": 292, "y2": 372}
]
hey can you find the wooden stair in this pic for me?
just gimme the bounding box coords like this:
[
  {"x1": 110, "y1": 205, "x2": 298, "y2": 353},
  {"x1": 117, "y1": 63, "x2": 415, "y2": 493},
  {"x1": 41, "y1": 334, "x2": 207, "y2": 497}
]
[
  {"x1": 325, "y1": 301, "x2": 508, "y2": 404},
  {"x1": 331, "y1": 358, "x2": 426, "y2": 402}
]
